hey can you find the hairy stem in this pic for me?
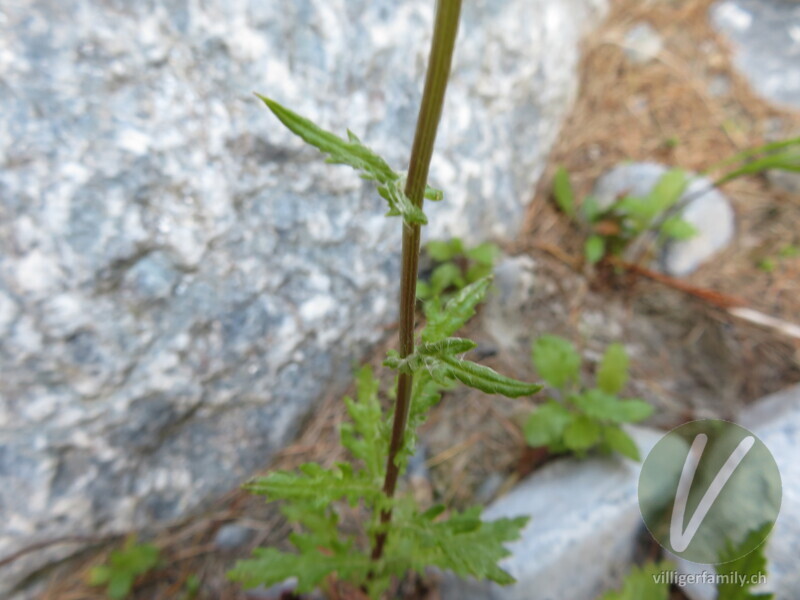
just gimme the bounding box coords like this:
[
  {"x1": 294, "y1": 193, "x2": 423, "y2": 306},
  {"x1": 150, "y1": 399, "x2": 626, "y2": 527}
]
[{"x1": 371, "y1": 0, "x2": 463, "y2": 562}]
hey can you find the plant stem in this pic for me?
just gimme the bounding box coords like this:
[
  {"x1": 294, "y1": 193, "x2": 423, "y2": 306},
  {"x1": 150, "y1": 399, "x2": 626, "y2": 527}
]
[{"x1": 371, "y1": 0, "x2": 463, "y2": 563}]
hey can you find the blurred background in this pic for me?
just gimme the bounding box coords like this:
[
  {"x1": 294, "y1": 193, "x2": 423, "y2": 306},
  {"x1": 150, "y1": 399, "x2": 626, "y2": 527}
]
[{"x1": 1, "y1": 0, "x2": 799, "y2": 598}]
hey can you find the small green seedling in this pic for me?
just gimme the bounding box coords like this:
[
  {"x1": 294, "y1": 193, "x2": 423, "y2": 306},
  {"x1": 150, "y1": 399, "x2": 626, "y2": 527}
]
[
  {"x1": 524, "y1": 336, "x2": 653, "y2": 460},
  {"x1": 87, "y1": 536, "x2": 160, "y2": 600},
  {"x1": 599, "y1": 561, "x2": 674, "y2": 600},
  {"x1": 417, "y1": 238, "x2": 499, "y2": 301},
  {"x1": 553, "y1": 166, "x2": 696, "y2": 265}
]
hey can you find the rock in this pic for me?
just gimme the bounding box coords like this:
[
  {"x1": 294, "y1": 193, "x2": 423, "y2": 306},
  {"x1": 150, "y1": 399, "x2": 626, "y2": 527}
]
[
  {"x1": 483, "y1": 255, "x2": 540, "y2": 354},
  {"x1": 439, "y1": 427, "x2": 665, "y2": 600},
  {"x1": 213, "y1": 522, "x2": 256, "y2": 551},
  {"x1": 711, "y1": 0, "x2": 800, "y2": 109},
  {"x1": 676, "y1": 384, "x2": 800, "y2": 600},
  {"x1": 592, "y1": 163, "x2": 736, "y2": 277},
  {"x1": 623, "y1": 23, "x2": 663, "y2": 64},
  {"x1": 0, "y1": 0, "x2": 608, "y2": 592}
]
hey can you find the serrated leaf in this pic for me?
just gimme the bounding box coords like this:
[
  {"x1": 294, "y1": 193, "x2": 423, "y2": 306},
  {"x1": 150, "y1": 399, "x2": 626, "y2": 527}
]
[
  {"x1": 437, "y1": 355, "x2": 542, "y2": 397},
  {"x1": 603, "y1": 425, "x2": 641, "y2": 461},
  {"x1": 258, "y1": 95, "x2": 395, "y2": 182},
  {"x1": 531, "y1": 335, "x2": 581, "y2": 391},
  {"x1": 597, "y1": 343, "x2": 629, "y2": 394},
  {"x1": 229, "y1": 547, "x2": 372, "y2": 594},
  {"x1": 245, "y1": 463, "x2": 382, "y2": 507},
  {"x1": 716, "y1": 524, "x2": 774, "y2": 600},
  {"x1": 661, "y1": 216, "x2": 698, "y2": 240},
  {"x1": 388, "y1": 506, "x2": 528, "y2": 585},
  {"x1": 257, "y1": 95, "x2": 435, "y2": 226},
  {"x1": 422, "y1": 277, "x2": 492, "y2": 343},
  {"x1": 563, "y1": 415, "x2": 601, "y2": 451},
  {"x1": 341, "y1": 366, "x2": 386, "y2": 480},
  {"x1": 553, "y1": 166, "x2": 576, "y2": 218},
  {"x1": 600, "y1": 562, "x2": 673, "y2": 600},
  {"x1": 585, "y1": 234, "x2": 606, "y2": 264},
  {"x1": 523, "y1": 400, "x2": 574, "y2": 448}
]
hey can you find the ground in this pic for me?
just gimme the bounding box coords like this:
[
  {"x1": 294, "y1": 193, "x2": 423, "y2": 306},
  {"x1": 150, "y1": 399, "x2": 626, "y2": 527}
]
[{"x1": 35, "y1": 0, "x2": 800, "y2": 598}]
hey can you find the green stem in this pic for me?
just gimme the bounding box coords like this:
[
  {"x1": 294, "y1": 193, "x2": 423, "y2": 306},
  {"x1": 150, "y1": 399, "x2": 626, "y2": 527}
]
[{"x1": 371, "y1": 0, "x2": 463, "y2": 563}]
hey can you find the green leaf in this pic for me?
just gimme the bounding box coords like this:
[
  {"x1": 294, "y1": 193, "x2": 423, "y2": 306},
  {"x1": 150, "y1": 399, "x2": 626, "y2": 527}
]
[
  {"x1": 585, "y1": 234, "x2": 606, "y2": 264},
  {"x1": 388, "y1": 506, "x2": 528, "y2": 585},
  {"x1": 581, "y1": 195, "x2": 602, "y2": 223},
  {"x1": 87, "y1": 538, "x2": 160, "y2": 599},
  {"x1": 571, "y1": 390, "x2": 653, "y2": 424},
  {"x1": 257, "y1": 95, "x2": 434, "y2": 225},
  {"x1": 603, "y1": 425, "x2": 641, "y2": 461},
  {"x1": 245, "y1": 463, "x2": 383, "y2": 507},
  {"x1": 661, "y1": 216, "x2": 698, "y2": 241},
  {"x1": 427, "y1": 239, "x2": 463, "y2": 261},
  {"x1": 596, "y1": 343, "x2": 629, "y2": 394},
  {"x1": 465, "y1": 242, "x2": 500, "y2": 267},
  {"x1": 229, "y1": 547, "x2": 372, "y2": 594},
  {"x1": 87, "y1": 565, "x2": 111, "y2": 586},
  {"x1": 563, "y1": 415, "x2": 602, "y2": 451},
  {"x1": 341, "y1": 366, "x2": 387, "y2": 481},
  {"x1": 716, "y1": 524, "x2": 774, "y2": 600},
  {"x1": 430, "y1": 262, "x2": 466, "y2": 295},
  {"x1": 553, "y1": 166, "x2": 576, "y2": 218},
  {"x1": 416, "y1": 279, "x2": 432, "y2": 299},
  {"x1": 523, "y1": 400, "x2": 574, "y2": 448},
  {"x1": 107, "y1": 573, "x2": 134, "y2": 600},
  {"x1": 422, "y1": 277, "x2": 492, "y2": 343},
  {"x1": 437, "y1": 355, "x2": 541, "y2": 397},
  {"x1": 531, "y1": 335, "x2": 581, "y2": 391},
  {"x1": 600, "y1": 562, "x2": 673, "y2": 600},
  {"x1": 650, "y1": 169, "x2": 688, "y2": 213},
  {"x1": 387, "y1": 337, "x2": 541, "y2": 398}
]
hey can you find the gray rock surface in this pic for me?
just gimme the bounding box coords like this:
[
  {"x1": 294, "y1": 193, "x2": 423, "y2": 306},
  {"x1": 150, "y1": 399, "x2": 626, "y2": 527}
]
[
  {"x1": 439, "y1": 427, "x2": 665, "y2": 600},
  {"x1": 711, "y1": 0, "x2": 800, "y2": 108},
  {"x1": 593, "y1": 162, "x2": 736, "y2": 277},
  {"x1": 0, "y1": 0, "x2": 607, "y2": 592},
  {"x1": 677, "y1": 384, "x2": 800, "y2": 600}
]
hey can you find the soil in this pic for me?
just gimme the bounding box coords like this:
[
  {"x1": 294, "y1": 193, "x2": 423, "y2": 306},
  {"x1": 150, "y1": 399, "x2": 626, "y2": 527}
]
[{"x1": 33, "y1": 0, "x2": 799, "y2": 598}]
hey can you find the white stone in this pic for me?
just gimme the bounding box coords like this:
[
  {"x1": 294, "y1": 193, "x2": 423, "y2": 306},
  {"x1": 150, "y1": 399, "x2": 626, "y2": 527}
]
[{"x1": 440, "y1": 427, "x2": 665, "y2": 600}]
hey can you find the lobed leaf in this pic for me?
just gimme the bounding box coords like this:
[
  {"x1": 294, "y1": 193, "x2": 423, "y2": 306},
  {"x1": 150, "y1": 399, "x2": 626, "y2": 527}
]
[
  {"x1": 229, "y1": 547, "x2": 372, "y2": 594},
  {"x1": 387, "y1": 505, "x2": 528, "y2": 585}
]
